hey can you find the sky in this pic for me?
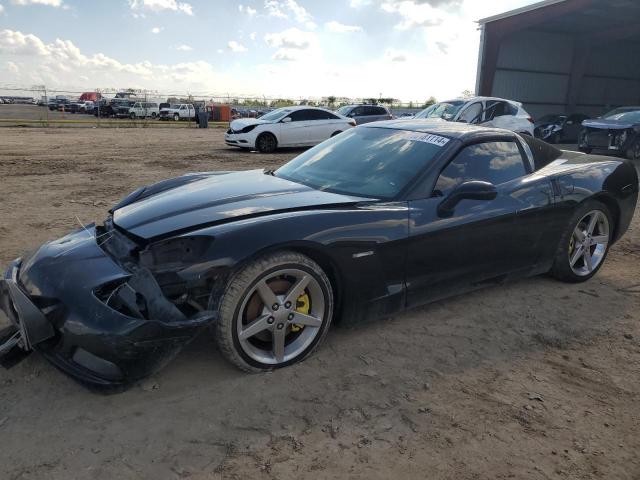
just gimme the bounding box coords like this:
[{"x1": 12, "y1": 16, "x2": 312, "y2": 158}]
[{"x1": 0, "y1": 0, "x2": 541, "y2": 102}]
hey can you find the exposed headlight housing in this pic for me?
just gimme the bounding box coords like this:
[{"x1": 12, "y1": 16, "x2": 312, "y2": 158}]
[
  {"x1": 240, "y1": 124, "x2": 257, "y2": 134},
  {"x1": 617, "y1": 130, "x2": 628, "y2": 146}
]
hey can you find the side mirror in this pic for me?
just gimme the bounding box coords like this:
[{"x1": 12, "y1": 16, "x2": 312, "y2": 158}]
[
  {"x1": 437, "y1": 181, "x2": 497, "y2": 217},
  {"x1": 282, "y1": 117, "x2": 292, "y2": 123}
]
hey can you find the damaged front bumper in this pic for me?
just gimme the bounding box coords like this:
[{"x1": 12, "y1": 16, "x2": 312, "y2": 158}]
[{"x1": 0, "y1": 226, "x2": 217, "y2": 389}]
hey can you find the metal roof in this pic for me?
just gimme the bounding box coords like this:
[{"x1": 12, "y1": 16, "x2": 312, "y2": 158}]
[{"x1": 478, "y1": 0, "x2": 567, "y2": 25}]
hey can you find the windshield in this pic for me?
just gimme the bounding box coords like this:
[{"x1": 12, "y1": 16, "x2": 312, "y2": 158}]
[
  {"x1": 276, "y1": 127, "x2": 448, "y2": 199},
  {"x1": 260, "y1": 108, "x2": 292, "y2": 122},
  {"x1": 602, "y1": 108, "x2": 640, "y2": 122},
  {"x1": 538, "y1": 115, "x2": 567, "y2": 124},
  {"x1": 414, "y1": 101, "x2": 466, "y2": 121},
  {"x1": 336, "y1": 106, "x2": 352, "y2": 115}
]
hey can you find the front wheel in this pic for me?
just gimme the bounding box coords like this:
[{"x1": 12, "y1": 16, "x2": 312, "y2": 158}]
[
  {"x1": 256, "y1": 132, "x2": 277, "y2": 153},
  {"x1": 174, "y1": 113, "x2": 180, "y2": 121},
  {"x1": 550, "y1": 201, "x2": 613, "y2": 283},
  {"x1": 130, "y1": 112, "x2": 136, "y2": 119},
  {"x1": 215, "y1": 251, "x2": 334, "y2": 372}
]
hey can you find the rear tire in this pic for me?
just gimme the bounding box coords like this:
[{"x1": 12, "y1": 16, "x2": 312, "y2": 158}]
[
  {"x1": 174, "y1": 113, "x2": 180, "y2": 121},
  {"x1": 130, "y1": 112, "x2": 136, "y2": 120},
  {"x1": 626, "y1": 140, "x2": 640, "y2": 161},
  {"x1": 215, "y1": 251, "x2": 334, "y2": 372},
  {"x1": 550, "y1": 200, "x2": 613, "y2": 283},
  {"x1": 256, "y1": 132, "x2": 278, "y2": 153}
]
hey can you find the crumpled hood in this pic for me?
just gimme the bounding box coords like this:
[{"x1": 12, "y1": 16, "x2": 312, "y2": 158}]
[
  {"x1": 229, "y1": 118, "x2": 272, "y2": 130},
  {"x1": 112, "y1": 170, "x2": 364, "y2": 240},
  {"x1": 583, "y1": 118, "x2": 638, "y2": 130}
]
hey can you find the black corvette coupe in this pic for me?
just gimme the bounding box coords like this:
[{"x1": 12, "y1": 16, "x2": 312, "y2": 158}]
[{"x1": 1, "y1": 121, "x2": 637, "y2": 389}]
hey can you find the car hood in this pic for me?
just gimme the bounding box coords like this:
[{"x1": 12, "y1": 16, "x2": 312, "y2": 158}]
[
  {"x1": 230, "y1": 118, "x2": 272, "y2": 130},
  {"x1": 112, "y1": 170, "x2": 366, "y2": 240},
  {"x1": 583, "y1": 118, "x2": 638, "y2": 130}
]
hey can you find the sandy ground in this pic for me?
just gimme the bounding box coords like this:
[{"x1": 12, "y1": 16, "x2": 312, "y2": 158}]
[{"x1": 0, "y1": 127, "x2": 639, "y2": 480}]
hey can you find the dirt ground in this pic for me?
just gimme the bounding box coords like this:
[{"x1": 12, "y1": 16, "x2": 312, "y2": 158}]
[{"x1": 0, "y1": 127, "x2": 639, "y2": 480}]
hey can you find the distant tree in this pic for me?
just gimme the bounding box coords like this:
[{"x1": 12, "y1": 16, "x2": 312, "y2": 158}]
[
  {"x1": 363, "y1": 98, "x2": 378, "y2": 105},
  {"x1": 422, "y1": 96, "x2": 437, "y2": 108},
  {"x1": 461, "y1": 89, "x2": 474, "y2": 99},
  {"x1": 327, "y1": 96, "x2": 336, "y2": 107}
]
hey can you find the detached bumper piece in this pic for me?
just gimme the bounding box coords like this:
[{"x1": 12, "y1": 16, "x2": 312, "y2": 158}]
[
  {"x1": 0, "y1": 260, "x2": 55, "y2": 367},
  {"x1": 0, "y1": 226, "x2": 217, "y2": 390}
]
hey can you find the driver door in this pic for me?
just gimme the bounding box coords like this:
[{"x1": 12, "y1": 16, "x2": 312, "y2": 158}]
[{"x1": 406, "y1": 139, "x2": 554, "y2": 308}]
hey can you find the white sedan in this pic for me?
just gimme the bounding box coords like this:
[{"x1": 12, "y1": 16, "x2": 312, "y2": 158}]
[{"x1": 225, "y1": 106, "x2": 356, "y2": 153}]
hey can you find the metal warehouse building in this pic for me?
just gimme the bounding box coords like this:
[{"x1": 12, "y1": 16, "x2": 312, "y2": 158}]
[{"x1": 476, "y1": 0, "x2": 640, "y2": 119}]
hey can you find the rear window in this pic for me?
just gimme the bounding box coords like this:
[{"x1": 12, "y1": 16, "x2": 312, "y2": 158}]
[{"x1": 520, "y1": 135, "x2": 562, "y2": 171}]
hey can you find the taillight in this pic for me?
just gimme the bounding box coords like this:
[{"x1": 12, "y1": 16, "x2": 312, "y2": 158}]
[
  {"x1": 527, "y1": 117, "x2": 534, "y2": 124},
  {"x1": 349, "y1": 120, "x2": 356, "y2": 127}
]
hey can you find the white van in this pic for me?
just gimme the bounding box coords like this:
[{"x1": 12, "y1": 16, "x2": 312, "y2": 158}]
[{"x1": 129, "y1": 102, "x2": 160, "y2": 119}]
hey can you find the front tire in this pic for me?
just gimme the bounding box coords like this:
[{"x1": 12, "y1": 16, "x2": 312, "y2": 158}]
[
  {"x1": 174, "y1": 113, "x2": 180, "y2": 121},
  {"x1": 550, "y1": 200, "x2": 613, "y2": 283},
  {"x1": 256, "y1": 132, "x2": 278, "y2": 153},
  {"x1": 215, "y1": 251, "x2": 334, "y2": 372}
]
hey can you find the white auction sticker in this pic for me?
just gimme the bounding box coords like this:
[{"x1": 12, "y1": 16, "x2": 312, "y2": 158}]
[{"x1": 404, "y1": 132, "x2": 450, "y2": 147}]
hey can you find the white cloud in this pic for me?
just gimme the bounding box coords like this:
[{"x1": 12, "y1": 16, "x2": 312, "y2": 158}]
[
  {"x1": 0, "y1": 29, "x2": 49, "y2": 55},
  {"x1": 384, "y1": 48, "x2": 408, "y2": 62},
  {"x1": 249, "y1": 32, "x2": 257, "y2": 41},
  {"x1": 381, "y1": 1, "x2": 445, "y2": 29},
  {"x1": 129, "y1": 0, "x2": 193, "y2": 16},
  {"x1": 325, "y1": 21, "x2": 363, "y2": 33},
  {"x1": 227, "y1": 40, "x2": 248, "y2": 53},
  {"x1": 349, "y1": 0, "x2": 372, "y2": 6},
  {"x1": 7, "y1": 61, "x2": 19, "y2": 73},
  {"x1": 176, "y1": 44, "x2": 192, "y2": 51},
  {"x1": 0, "y1": 4, "x2": 4, "y2": 13},
  {"x1": 264, "y1": 0, "x2": 316, "y2": 29},
  {"x1": 264, "y1": 27, "x2": 315, "y2": 49},
  {"x1": 238, "y1": 4, "x2": 257, "y2": 15},
  {"x1": 151, "y1": 26, "x2": 162, "y2": 34},
  {"x1": 11, "y1": 0, "x2": 63, "y2": 6}
]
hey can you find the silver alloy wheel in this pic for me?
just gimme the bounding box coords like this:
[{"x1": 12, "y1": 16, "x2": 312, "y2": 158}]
[
  {"x1": 569, "y1": 209, "x2": 610, "y2": 277},
  {"x1": 237, "y1": 268, "x2": 325, "y2": 365}
]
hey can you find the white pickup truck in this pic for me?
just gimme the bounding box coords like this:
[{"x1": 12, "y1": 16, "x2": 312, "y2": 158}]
[{"x1": 159, "y1": 104, "x2": 196, "y2": 121}]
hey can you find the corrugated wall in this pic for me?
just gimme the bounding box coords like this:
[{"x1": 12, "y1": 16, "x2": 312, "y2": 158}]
[{"x1": 488, "y1": 30, "x2": 640, "y2": 118}]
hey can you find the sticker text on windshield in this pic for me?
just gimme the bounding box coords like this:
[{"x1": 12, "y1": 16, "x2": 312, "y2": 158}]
[{"x1": 405, "y1": 132, "x2": 450, "y2": 147}]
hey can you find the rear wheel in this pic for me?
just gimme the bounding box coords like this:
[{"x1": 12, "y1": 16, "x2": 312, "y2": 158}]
[
  {"x1": 174, "y1": 113, "x2": 180, "y2": 121},
  {"x1": 215, "y1": 251, "x2": 334, "y2": 372},
  {"x1": 130, "y1": 112, "x2": 136, "y2": 119},
  {"x1": 551, "y1": 201, "x2": 612, "y2": 283},
  {"x1": 256, "y1": 132, "x2": 277, "y2": 153},
  {"x1": 626, "y1": 140, "x2": 640, "y2": 161}
]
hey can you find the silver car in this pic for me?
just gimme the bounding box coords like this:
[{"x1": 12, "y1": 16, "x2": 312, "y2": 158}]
[{"x1": 336, "y1": 104, "x2": 393, "y2": 125}]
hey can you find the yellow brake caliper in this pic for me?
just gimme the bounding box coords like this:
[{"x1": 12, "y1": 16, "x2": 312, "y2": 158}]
[{"x1": 291, "y1": 293, "x2": 310, "y2": 332}]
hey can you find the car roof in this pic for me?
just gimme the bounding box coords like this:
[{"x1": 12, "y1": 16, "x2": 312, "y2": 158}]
[
  {"x1": 281, "y1": 105, "x2": 333, "y2": 112},
  {"x1": 362, "y1": 119, "x2": 516, "y2": 141},
  {"x1": 439, "y1": 96, "x2": 522, "y2": 106}
]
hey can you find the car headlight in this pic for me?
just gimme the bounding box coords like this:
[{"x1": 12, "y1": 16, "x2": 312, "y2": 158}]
[{"x1": 240, "y1": 125, "x2": 257, "y2": 134}]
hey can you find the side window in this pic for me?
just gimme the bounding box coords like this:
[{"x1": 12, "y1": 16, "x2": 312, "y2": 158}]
[
  {"x1": 371, "y1": 106, "x2": 386, "y2": 115},
  {"x1": 352, "y1": 106, "x2": 366, "y2": 116},
  {"x1": 434, "y1": 141, "x2": 527, "y2": 197},
  {"x1": 458, "y1": 103, "x2": 483, "y2": 124},
  {"x1": 306, "y1": 110, "x2": 334, "y2": 120},
  {"x1": 485, "y1": 101, "x2": 513, "y2": 120},
  {"x1": 288, "y1": 109, "x2": 314, "y2": 122}
]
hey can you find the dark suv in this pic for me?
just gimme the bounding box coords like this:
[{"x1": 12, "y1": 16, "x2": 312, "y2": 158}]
[{"x1": 336, "y1": 104, "x2": 393, "y2": 125}]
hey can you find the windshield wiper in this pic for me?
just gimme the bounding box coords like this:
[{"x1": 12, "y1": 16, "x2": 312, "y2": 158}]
[{"x1": 263, "y1": 168, "x2": 276, "y2": 176}]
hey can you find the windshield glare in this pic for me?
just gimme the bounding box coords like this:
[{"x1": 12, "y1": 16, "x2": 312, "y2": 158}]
[
  {"x1": 260, "y1": 108, "x2": 292, "y2": 121},
  {"x1": 275, "y1": 127, "x2": 447, "y2": 199},
  {"x1": 415, "y1": 101, "x2": 466, "y2": 121},
  {"x1": 603, "y1": 108, "x2": 640, "y2": 122}
]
